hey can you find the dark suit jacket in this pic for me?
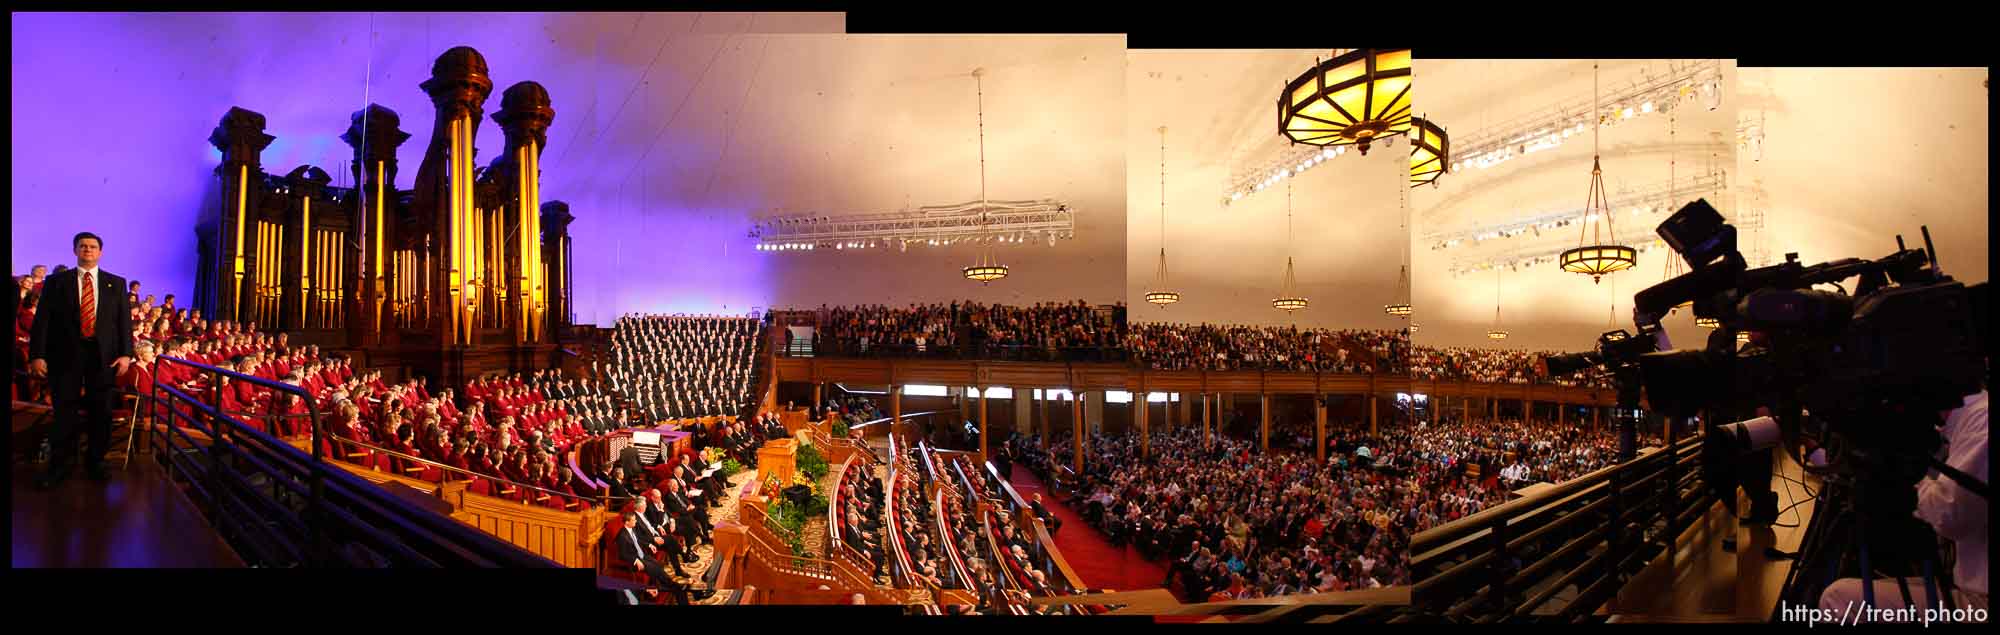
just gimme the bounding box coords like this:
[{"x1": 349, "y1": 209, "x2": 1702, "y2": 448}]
[
  {"x1": 618, "y1": 445, "x2": 645, "y2": 478},
  {"x1": 29, "y1": 267, "x2": 134, "y2": 376}
]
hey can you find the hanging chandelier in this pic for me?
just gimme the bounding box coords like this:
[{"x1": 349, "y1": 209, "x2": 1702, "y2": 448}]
[
  {"x1": 1385, "y1": 181, "x2": 1412, "y2": 317},
  {"x1": 1272, "y1": 178, "x2": 1308, "y2": 312},
  {"x1": 1487, "y1": 269, "x2": 1508, "y2": 340},
  {"x1": 1409, "y1": 116, "x2": 1450, "y2": 188},
  {"x1": 961, "y1": 68, "x2": 1008, "y2": 284},
  {"x1": 1736, "y1": 331, "x2": 1752, "y2": 345},
  {"x1": 1696, "y1": 316, "x2": 1720, "y2": 329},
  {"x1": 1279, "y1": 48, "x2": 1412, "y2": 155},
  {"x1": 1558, "y1": 61, "x2": 1638, "y2": 284},
  {"x1": 1147, "y1": 126, "x2": 1180, "y2": 306}
]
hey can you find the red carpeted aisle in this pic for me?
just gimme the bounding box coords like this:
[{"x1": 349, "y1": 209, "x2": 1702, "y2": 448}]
[{"x1": 1007, "y1": 468, "x2": 1167, "y2": 594}]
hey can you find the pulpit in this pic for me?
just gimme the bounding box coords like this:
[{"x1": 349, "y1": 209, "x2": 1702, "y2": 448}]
[{"x1": 757, "y1": 439, "x2": 798, "y2": 491}]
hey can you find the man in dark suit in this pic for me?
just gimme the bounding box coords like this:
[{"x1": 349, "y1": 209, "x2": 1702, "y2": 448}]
[
  {"x1": 1029, "y1": 492, "x2": 1063, "y2": 534},
  {"x1": 29, "y1": 232, "x2": 135, "y2": 489},
  {"x1": 618, "y1": 443, "x2": 646, "y2": 484},
  {"x1": 616, "y1": 510, "x2": 691, "y2": 604}
]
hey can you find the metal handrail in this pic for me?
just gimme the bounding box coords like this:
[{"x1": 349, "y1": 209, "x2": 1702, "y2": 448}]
[{"x1": 147, "y1": 355, "x2": 559, "y2": 568}]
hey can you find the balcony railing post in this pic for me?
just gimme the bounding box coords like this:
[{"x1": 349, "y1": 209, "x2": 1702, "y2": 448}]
[{"x1": 1488, "y1": 518, "x2": 1509, "y2": 612}]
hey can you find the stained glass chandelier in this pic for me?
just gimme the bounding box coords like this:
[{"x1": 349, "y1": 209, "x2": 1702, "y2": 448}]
[
  {"x1": 1279, "y1": 49, "x2": 1412, "y2": 155},
  {"x1": 1409, "y1": 116, "x2": 1449, "y2": 188}
]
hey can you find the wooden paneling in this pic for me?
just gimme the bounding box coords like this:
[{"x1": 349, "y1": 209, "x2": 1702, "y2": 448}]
[
  {"x1": 1263, "y1": 372, "x2": 1318, "y2": 395},
  {"x1": 1136, "y1": 370, "x2": 1205, "y2": 392},
  {"x1": 895, "y1": 360, "x2": 979, "y2": 386},
  {"x1": 1205, "y1": 373, "x2": 1265, "y2": 393},
  {"x1": 321, "y1": 457, "x2": 602, "y2": 569},
  {"x1": 1068, "y1": 364, "x2": 1130, "y2": 391},
  {"x1": 981, "y1": 362, "x2": 1072, "y2": 388}
]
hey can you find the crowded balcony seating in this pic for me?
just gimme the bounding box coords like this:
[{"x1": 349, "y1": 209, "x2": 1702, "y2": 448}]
[
  {"x1": 795, "y1": 300, "x2": 1125, "y2": 362},
  {"x1": 1126, "y1": 323, "x2": 1409, "y2": 375},
  {"x1": 1410, "y1": 345, "x2": 1617, "y2": 390}
]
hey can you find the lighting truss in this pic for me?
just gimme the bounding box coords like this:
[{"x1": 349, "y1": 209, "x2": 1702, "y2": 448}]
[
  {"x1": 1221, "y1": 142, "x2": 1351, "y2": 206},
  {"x1": 1445, "y1": 60, "x2": 1724, "y2": 174},
  {"x1": 1422, "y1": 169, "x2": 1728, "y2": 251},
  {"x1": 750, "y1": 199, "x2": 1075, "y2": 250}
]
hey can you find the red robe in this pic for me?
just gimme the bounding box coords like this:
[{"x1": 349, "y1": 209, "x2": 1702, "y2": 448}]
[{"x1": 118, "y1": 362, "x2": 158, "y2": 420}]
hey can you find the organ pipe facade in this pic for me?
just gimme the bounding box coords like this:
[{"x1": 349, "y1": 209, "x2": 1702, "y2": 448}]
[{"x1": 197, "y1": 47, "x2": 571, "y2": 376}]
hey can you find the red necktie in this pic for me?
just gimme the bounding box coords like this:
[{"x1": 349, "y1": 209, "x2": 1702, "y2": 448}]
[{"x1": 80, "y1": 272, "x2": 96, "y2": 338}]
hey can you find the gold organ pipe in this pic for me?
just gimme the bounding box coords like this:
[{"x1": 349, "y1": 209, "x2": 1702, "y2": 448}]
[
  {"x1": 520, "y1": 144, "x2": 532, "y2": 336},
  {"x1": 528, "y1": 139, "x2": 542, "y2": 339},
  {"x1": 233, "y1": 164, "x2": 248, "y2": 322},
  {"x1": 334, "y1": 235, "x2": 343, "y2": 328},
  {"x1": 374, "y1": 161, "x2": 385, "y2": 278},
  {"x1": 301, "y1": 197, "x2": 311, "y2": 326}
]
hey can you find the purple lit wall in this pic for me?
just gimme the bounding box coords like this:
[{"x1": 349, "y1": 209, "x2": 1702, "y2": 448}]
[{"x1": 10, "y1": 12, "x2": 844, "y2": 321}]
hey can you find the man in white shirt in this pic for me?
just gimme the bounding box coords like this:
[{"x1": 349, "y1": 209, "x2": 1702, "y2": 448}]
[{"x1": 1820, "y1": 390, "x2": 1989, "y2": 619}]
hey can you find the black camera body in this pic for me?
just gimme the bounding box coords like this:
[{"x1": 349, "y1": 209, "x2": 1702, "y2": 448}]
[{"x1": 1548, "y1": 198, "x2": 1986, "y2": 488}]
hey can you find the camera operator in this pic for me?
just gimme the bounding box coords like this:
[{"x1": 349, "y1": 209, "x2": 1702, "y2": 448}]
[{"x1": 1817, "y1": 385, "x2": 1988, "y2": 620}]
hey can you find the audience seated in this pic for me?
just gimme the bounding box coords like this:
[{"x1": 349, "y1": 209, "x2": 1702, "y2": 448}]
[
  {"x1": 808, "y1": 300, "x2": 1122, "y2": 361},
  {"x1": 1410, "y1": 345, "x2": 1616, "y2": 389},
  {"x1": 1127, "y1": 323, "x2": 1408, "y2": 374}
]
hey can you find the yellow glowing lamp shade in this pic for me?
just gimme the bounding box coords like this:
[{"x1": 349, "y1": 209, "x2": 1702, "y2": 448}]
[
  {"x1": 963, "y1": 264, "x2": 1010, "y2": 283},
  {"x1": 1487, "y1": 329, "x2": 1509, "y2": 340},
  {"x1": 1146, "y1": 291, "x2": 1182, "y2": 306},
  {"x1": 1280, "y1": 49, "x2": 1413, "y2": 154},
  {"x1": 1384, "y1": 303, "x2": 1412, "y2": 317},
  {"x1": 1736, "y1": 331, "x2": 1752, "y2": 344},
  {"x1": 1409, "y1": 117, "x2": 1449, "y2": 188},
  {"x1": 1559, "y1": 245, "x2": 1639, "y2": 283},
  {"x1": 1696, "y1": 316, "x2": 1721, "y2": 329},
  {"x1": 1273, "y1": 297, "x2": 1310, "y2": 312}
]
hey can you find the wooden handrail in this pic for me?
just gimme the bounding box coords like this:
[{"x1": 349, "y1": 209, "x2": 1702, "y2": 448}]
[
  {"x1": 1410, "y1": 433, "x2": 1706, "y2": 617},
  {"x1": 933, "y1": 488, "x2": 972, "y2": 590}
]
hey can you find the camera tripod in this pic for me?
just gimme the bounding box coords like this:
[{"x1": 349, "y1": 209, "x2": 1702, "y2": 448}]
[{"x1": 1771, "y1": 451, "x2": 1987, "y2": 621}]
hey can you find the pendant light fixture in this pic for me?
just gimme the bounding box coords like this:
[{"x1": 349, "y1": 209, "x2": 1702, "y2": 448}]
[
  {"x1": 1272, "y1": 178, "x2": 1308, "y2": 312},
  {"x1": 1146, "y1": 125, "x2": 1181, "y2": 306},
  {"x1": 962, "y1": 68, "x2": 1009, "y2": 284},
  {"x1": 1486, "y1": 268, "x2": 1508, "y2": 341},
  {"x1": 1696, "y1": 316, "x2": 1720, "y2": 329},
  {"x1": 1558, "y1": 61, "x2": 1638, "y2": 284},
  {"x1": 1279, "y1": 49, "x2": 1412, "y2": 155},
  {"x1": 1384, "y1": 179, "x2": 1412, "y2": 317}
]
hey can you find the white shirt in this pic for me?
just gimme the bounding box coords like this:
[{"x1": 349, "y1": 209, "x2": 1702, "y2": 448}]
[
  {"x1": 74, "y1": 265, "x2": 102, "y2": 308},
  {"x1": 1916, "y1": 390, "x2": 1987, "y2": 595}
]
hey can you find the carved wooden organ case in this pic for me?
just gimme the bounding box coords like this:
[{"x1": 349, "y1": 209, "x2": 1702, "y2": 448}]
[{"x1": 196, "y1": 47, "x2": 576, "y2": 354}]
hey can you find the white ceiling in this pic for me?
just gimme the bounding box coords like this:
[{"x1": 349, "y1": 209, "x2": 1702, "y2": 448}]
[
  {"x1": 1410, "y1": 59, "x2": 1743, "y2": 351},
  {"x1": 1125, "y1": 50, "x2": 1411, "y2": 330}
]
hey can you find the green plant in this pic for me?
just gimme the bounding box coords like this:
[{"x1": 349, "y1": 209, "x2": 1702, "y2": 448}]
[
  {"x1": 764, "y1": 497, "x2": 811, "y2": 559},
  {"x1": 796, "y1": 441, "x2": 830, "y2": 480},
  {"x1": 831, "y1": 418, "x2": 850, "y2": 439},
  {"x1": 719, "y1": 458, "x2": 744, "y2": 478}
]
